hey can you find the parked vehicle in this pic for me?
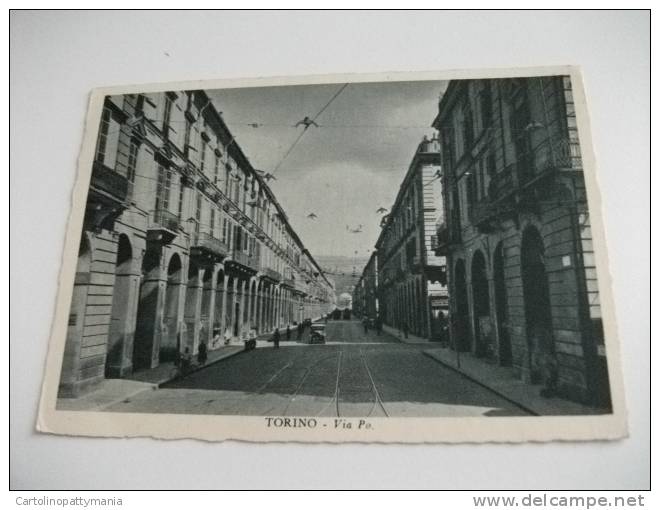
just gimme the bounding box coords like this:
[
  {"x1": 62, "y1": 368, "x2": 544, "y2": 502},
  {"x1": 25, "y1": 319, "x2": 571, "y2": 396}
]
[{"x1": 309, "y1": 323, "x2": 326, "y2": 344}]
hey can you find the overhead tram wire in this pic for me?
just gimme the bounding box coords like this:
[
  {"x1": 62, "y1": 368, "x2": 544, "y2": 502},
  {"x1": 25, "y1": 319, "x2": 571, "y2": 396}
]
[{"x1": 270, "y1": 83, "x2": 349, "y2": 177}]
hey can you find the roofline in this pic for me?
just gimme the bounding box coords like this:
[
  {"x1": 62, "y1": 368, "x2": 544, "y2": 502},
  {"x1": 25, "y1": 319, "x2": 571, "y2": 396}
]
[
  {"x1": 374, "y1": 138, "x2": 441, "y2": 249},
  {"x1": 196, "y1": 89, "x2": 331, "y2": 288}
]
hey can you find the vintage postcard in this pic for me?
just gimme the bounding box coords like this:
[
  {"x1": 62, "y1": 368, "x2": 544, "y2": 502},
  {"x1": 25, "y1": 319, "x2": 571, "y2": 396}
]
[{"x1": 37, "y1": 66, "x2": 627, "y2": 442}]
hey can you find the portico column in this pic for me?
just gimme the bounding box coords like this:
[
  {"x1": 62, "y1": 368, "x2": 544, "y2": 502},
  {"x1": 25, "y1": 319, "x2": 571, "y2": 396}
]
[
  {"x1": 255, "y1": 280, "x2": 262, "y2": 334},
  {"x1": 216, "y1": 274, "x2": 227, "y2": 348},
  {"x1": 247, "y1": 280, "x2": 252, "y2": 334},
  {"x1": 231, "y1": 276, "x2": 239, "y2": 338}
]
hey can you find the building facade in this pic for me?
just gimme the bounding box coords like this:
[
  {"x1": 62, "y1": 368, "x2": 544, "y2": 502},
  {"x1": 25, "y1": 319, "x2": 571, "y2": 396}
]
[
  {"x1": 358, "y1": 136, "x2": 448, "y2": 340},
  {"x1": 59, "y1": 90, "x2": 334, "y2": 397},
  {"x1": 352, "y1": 252, "x2": 378, "y2": 320},
  {"x1": 433, "y1": 76, "x2": 610, "y2": 407}
]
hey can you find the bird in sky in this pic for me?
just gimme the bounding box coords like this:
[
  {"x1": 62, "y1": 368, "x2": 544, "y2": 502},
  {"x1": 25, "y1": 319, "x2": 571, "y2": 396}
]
[
  {"x1": 248, "y1": 123, "x2": 261, "y2": 128},
  {"x1": 295, "y1": 116, "x2": 319, "y2": 129},
  {"x1": 307, "y1": 213, "x2": 318, "y2": 220},
  {"x1": 376, "y1": 207, "x2": 388, "y2": 214},
  {"x1": 347, "y1": 224, "x2": 363, "y2": 234}
]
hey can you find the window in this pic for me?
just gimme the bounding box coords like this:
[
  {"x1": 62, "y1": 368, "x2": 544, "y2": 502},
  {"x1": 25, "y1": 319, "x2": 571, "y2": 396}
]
[
  {"x1": 225, "y1": 163, "x2": 231, "y2": 195},
  {"x1": 510, "y1": 82, "x2": 533, "y2": 177},
  {"x1": 195, "y1": 192, "x2": 202, "y2": 237},
  {"x1": 163, "y1": 95, "x2": 173, "y2": 138},
  {"x1": 475, "y1": 159, "x2": 484, "y2": 200},
  {"x1": 214, "y1": 153, "x2": 220, "y2": 184},
  {"x1": 95, "y1": 108, "x2": 120, "y2": 169},
  {"x1": 466, "y1": 173, "x2": 477, "y2": 219},
  {"x1": 462, "y1": 101, "x2": 474, "y2": 153},
  {"x1": 480, "y1": 82, "x2": 493, "y2": 130},
  {"x1": 184, "y1": 116, "x2": 192, "y2": 150},
  {"x1": 177, "y1": 177, "x2": 185, "y2": 219},
  {"x1": 222, "y1": 218, "x2": 228, "y2": 244},
  {"x1": 155, "y1": 165, "x2": 172, "y2": 212},
  {"x1": 234, "y1": 226, "x2": 241, "y2": 251},
  {"x1": 210, "y1": 208, "x2": 215, "y2": 237},
  {"x1": 126, "y1": 139, "x2": 138, "y2": 197},
  {"x1": 200, "y1": 137, "x2": 207, "y2": 173},
  {"x1": 233, "y1": 174, "x2": 240, "y2": 203}
]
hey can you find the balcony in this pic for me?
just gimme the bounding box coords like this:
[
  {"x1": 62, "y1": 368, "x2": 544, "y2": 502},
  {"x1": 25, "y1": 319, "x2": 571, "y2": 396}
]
[
  {"x1": 90, "y1": 161, "x2": 129, "y2": 203},
  {"x1": 515, "y1": 136, "x2": 582, "y2": 191},
  {"x1": 191, "y1": 233, "x2": 229, "y2": 263},
  {"x1": 294, "y1": 278, "x2": 307, "y2": 293},
  {"x1": 228, "y1": 249, "x2": 258, "y2": 273},
  {"x1": 530, "y1": 137, "x2": 582, "y2": 176},
  {"x1": 85, "y1": 161, "x2": 130, "y2": 231},
  {"x1": 147, "y1": 209, "x2": 179, "y2": 244},
  {"x1": 263, "y1": 268, "x2": 282, "y2": 282}
]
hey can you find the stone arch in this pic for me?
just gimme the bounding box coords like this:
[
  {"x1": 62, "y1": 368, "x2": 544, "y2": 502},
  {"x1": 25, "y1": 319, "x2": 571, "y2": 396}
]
[
  {"x1": 453, "y1": 258, "x2": 471, "y2": 352},
  {"x1": 133, "y1": 245, "x2": 162, "y2": 371},
  {"x1": 199, "y1": 265, "x2": 215, "y2": 346},
  {"x1": 213, "y1": 268, "x2": 226, "y2": 343},
  {"x1": 160, "y1": 253, "x2": 183, "y2": 361},
  {"x1": 59, "y1": 234, "x2": 93, "y2": 396},
  {"x1": 493, "y1": 242, "x2": 512, "y2": 366},
  {"x1": 521, "y1": 225, "x2": 556, "y2": 384},
  {"x1": 249, "y1": 278, "x2": 258, "y2": 328},
  {"x1": 471, "y1": 249, "x2": 492, "y2": 358},
  {"x1": 184, "y1": 257, "x2": 202, "y2": 353},
  {"x1": 225, "y1": 275, "x2": 235, "y2": 338},
  {"x1": 106, "y1": 234, "x2": 136, "y2": 377}
]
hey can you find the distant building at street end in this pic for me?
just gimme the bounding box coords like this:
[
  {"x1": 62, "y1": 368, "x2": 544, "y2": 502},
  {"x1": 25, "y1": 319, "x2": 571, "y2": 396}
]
[
  {"x1": 354, "y1": 135, "x2": 449, "y2": 341},
  {"x1": 433, "y1": 76, "x2": 610, "y2": 407},
  {"x1": 59, "y1": 90, "x2": 334, "y2": 397}
]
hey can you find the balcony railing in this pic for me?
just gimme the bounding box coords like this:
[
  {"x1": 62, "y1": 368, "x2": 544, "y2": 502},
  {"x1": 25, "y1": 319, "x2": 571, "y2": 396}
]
[
  {"x1": 149, "y1": 209, "x2": 180, "y2": 232},
  {"x1": 531, "y1": 136, "x2": 582, "y2": 176},
  {"x1": 231, "y1": 249, "x2": 258, "y2": 271},
  {"x1": 264, "y1": 268, "x2": 282, "y2": 282},
  {"x1": 466, "y1": 137, "x2": 582, "y2": 233},
  {"x1": 91, "y1": 161, "x2": 129, "y2": 203},
  {"x1": 192, "y1": 233, "x2": 229, "y2": 260}
]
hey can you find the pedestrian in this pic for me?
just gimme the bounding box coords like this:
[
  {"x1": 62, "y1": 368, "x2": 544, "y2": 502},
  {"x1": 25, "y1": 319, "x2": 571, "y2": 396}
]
[
  {"x1": 197, "y1": 339, "x2": 208, "y2": 366},
  {"x1": 286, "y1": 324, "x2": 291, "y2": 341},
  {"x1": 297, "y1": 322, "x2": 303, "y2": 340},
  {"x1": 224, "y1": 325, "x2": 232, "y2": 345},
  {"x1": 375, "y1": 316, "x2": 382, "y2": 336},
  {"x1": 181, "y1": 347, "x2": 192, "y2": 374},
  {"x1": 403, "y1": 321, "x2": 409, "y2": 339},
  {"x1": 272, "y1": 327, "x2": 280, "y2": 349},
  {"x1": 212, "y1": 327, "x2": 222, "y2": 349},
  {"x1": 363, "y1": 317, "x2": 369, "y2": 334}
]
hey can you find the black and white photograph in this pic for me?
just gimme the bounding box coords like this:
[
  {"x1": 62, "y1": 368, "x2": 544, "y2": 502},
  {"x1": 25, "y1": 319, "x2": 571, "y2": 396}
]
[{"x1": 35, "y1": 67, "x2": 626, "y2": 443}]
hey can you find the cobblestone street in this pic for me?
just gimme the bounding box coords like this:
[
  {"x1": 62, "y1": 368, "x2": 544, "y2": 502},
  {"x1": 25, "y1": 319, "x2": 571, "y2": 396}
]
[{"x1": 106, "y1": 320, "x2": 530, "y2": 417}]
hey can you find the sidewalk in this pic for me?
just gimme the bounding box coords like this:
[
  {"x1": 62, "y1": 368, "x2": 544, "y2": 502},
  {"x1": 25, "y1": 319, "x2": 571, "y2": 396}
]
[
  {"x1": 129, "y1": 344, "x2": 245, "y2": 385},
  {"x1": 57, "y1": 344, "x2": 245, "y2": 411},
  {"x1": 382, "y1": 323, "x2": 433, "y2": 344},
  {"x1": 423, "y1": 347, "x2": 605, "y2": 416},
  {"x1": 56, "y1": 318, "x2": 328, "y2": 411},
  {"x1": 56, "y1": 379, "x2": 157, "y2": 412}
]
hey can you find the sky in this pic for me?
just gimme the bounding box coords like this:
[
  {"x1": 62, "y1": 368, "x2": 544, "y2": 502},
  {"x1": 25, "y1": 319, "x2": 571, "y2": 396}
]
[{"x1": 209, "y1": 79, "x2": 447, "y2": 258}]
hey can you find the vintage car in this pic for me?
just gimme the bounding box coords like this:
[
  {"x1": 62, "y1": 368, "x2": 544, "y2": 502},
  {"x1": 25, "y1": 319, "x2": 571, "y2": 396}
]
[{"x1": 309, "y1": 323, "x2": 326, "y2": 344}]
